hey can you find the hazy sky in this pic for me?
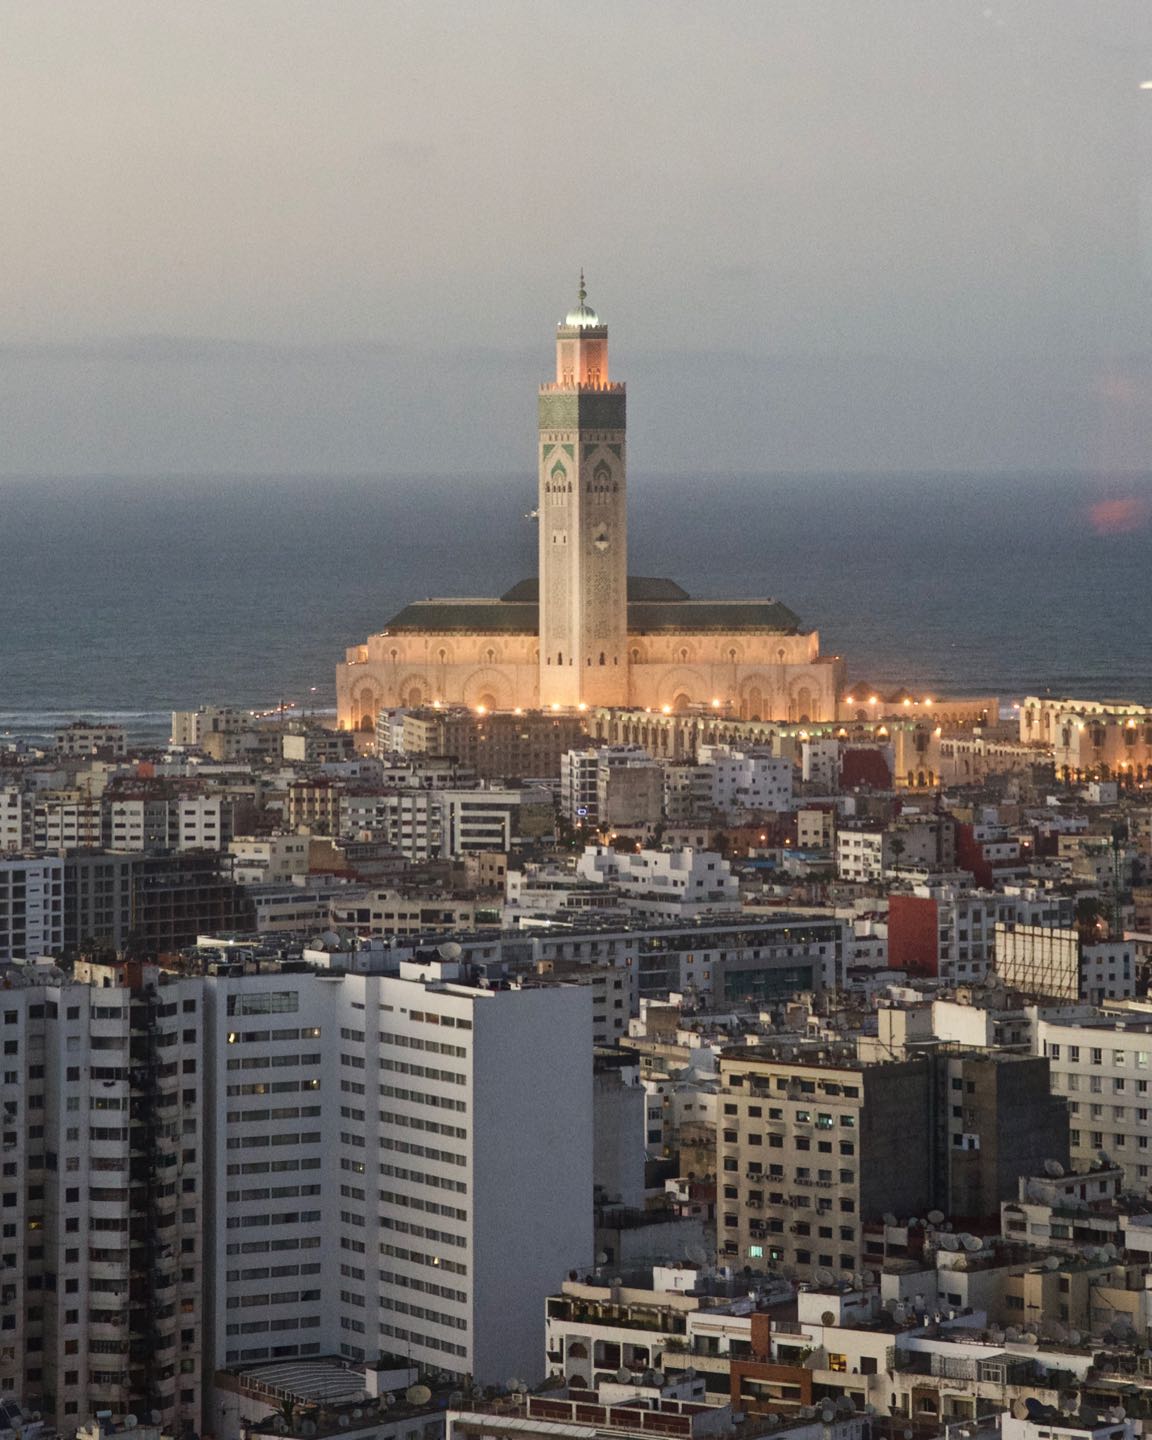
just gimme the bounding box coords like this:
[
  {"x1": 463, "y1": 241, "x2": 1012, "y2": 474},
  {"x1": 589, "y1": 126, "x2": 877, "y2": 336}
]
[{"x1": 3, "y1": 0, "x2": 1152, "y2": 476}]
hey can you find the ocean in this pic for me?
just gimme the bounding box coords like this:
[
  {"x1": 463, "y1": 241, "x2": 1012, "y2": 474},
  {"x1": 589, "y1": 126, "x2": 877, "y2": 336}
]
[{"x1": 0, "y1": 471, "x2": 1149, "y2": 746}]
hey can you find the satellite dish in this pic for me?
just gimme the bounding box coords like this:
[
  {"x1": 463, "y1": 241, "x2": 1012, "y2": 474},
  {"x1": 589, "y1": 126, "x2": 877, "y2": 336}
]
[
  {"x1": 300, "y1": 1425, "x2": 318, "y2": 1437},
  {"x1": 125, "y1": 1420, "x2": 139, "y2": 1431},
  {"x1": 596, "y1": 1251, "x2": 609, "y2": 1266},
  {"x1": 821, "y1": 1310, "x2": 837, "y2": 1325},
  {"x1": 882, "y1": 1212, "x2": 898, "y2": 1226},
  {"x1": 1045, "y1": 1256, "x2": 1060, "y2": 1270},
  {"x1": 405, "y1": 1387, "x2": 432, "y2": 1407},
  {"x1": 1005, "y1": 1326, "x2": 1021, "y2": 1341},
  {"x1": 1068, "y1": 1329, "x2": 1082, "y2": 1346},
  {"x1": 1022, "y1": 1332, "x2": 1039, "y2": 1346},
  {"x1": 927, "y1": 1209, "x2": 945, "y2": 1225},
  {"x1": 960, "y1": 1234, "x2": 982, "y2": 1252},
  {"x1": 820, "y1": 1405, "x2": 836, "y2": 1423},
  {"x1": 382, "y1": 1397, "x2": 396, "y2": 1410},
  {"x1": 319, "y1": 929, "x2": 342, "y2": 948},
  {"x1": 1012, "y1": 1401, "x2": 1030, "y2": 1421},
  {"x1": 438, "y1": 941, "x2": 463, "y2": 961},
  {"x1": 616, "y1": 1368, "x2": 632, "y2": 1384},
  {"x1": 352, "y1": 1411, "x2": 364, "y2": 1421},
  {"x1": 338, "y1": 1419, "x2": 351, "y2": 1430},
  {"x1": 939, "y1": 1233, "x2": 959, "y2": 1251},
  {"x1": 1044, "y1": 1159, "x2": 1065, "y2": 1178}
]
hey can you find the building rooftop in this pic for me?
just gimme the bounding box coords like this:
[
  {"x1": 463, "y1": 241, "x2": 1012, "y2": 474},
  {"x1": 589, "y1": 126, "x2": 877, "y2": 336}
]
[{"x1": 378, "y1": 583, "x2": 801, "y2": 636}]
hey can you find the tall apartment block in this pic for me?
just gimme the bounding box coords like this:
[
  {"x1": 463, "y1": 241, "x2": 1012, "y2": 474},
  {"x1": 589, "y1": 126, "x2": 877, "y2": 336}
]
[
  {"x1": 717, "y1": 1047, "x2": 932, "y2": 1280},
  {"x1": 202, "y1": 957, "x2": 593, "y2": 1390},
  {"x1": 0, "y1": 953, "x2": 203, "y2": 1432},
  {"x1": 716, "y1": 1043, "x2": 1066, "y2": 1279}
]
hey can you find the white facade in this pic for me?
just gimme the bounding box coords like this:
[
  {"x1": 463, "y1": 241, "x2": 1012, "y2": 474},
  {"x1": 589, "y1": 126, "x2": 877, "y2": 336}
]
[
  {"x1": 175, "y1": 794, "x2": 233, "y2": 851},
  {"x1": 203, "y1": 963, "x2": 593, "y2": 1386},
  {"x1": 801, "y1": 737, "x2": 841, "y2": 789},
  {"x1": 575, "y1": 847, "x2": 740, "y2": 919},
  {"x1": 340, "y1": 790, "x2": 441, "y2": 860},
  {"x1": 1038, "y1": 1012, "x2": 1152, "y2": 1188},
  {"x1": 229, "y1": 833, "x2": 310, "y2": 886},
  {"x1": 0, "y1": 857, "x2": 63, "y2": 960},
  {"x1": 697, "y1": 745, "x2": 793, "y2": 814},
  {"x1": 31, "y1": 791, "x2": 102, "y2": 850},
  {"x1": 438, "y1": 787, "x2": 548, "y2": 858},
  {"x1": 836, "y1": 828, "x2": 887, "y2": 883}
]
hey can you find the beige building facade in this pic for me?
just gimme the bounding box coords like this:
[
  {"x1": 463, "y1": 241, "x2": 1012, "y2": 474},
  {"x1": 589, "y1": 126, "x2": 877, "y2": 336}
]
[{"x1": 337, "y1": 283, "x2": 844, "y2": 729}]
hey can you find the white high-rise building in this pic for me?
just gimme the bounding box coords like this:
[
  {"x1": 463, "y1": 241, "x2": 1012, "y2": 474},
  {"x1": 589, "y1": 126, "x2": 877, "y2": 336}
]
[{"x1": 202, "y1": 958, "x2": 592, "y2": 1387}]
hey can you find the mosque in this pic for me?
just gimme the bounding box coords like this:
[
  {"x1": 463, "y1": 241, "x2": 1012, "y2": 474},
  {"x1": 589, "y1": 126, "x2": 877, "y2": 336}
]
[{"x1": 336, "y1": 281, "x2": 844, "y2": 729}]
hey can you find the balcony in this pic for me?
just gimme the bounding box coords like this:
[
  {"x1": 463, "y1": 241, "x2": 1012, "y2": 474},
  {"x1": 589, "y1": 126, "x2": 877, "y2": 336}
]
[{"x1": 89, "y1": 1258, "x2": 130, "y2": 1283}]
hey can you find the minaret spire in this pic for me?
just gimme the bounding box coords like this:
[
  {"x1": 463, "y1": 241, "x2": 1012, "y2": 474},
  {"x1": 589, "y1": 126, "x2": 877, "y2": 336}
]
[{"x1": 538, "y1": 283, "x2": 627, "y2": 707}]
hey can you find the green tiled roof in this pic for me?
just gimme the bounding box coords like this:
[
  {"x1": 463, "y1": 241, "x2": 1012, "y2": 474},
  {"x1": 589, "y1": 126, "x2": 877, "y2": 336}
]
[
  {"x1": 500, "y1": 576, "x2": 690, "y2": 603},
  {"x1": 380, "y1": 587, "x2": 801, "y2": 637},
  {"x1": 628, "y1": 600, "x2": 800, "y2": 634},
  {"x1": 382, "y1": 600, "x2": 538, "y2": 634}
]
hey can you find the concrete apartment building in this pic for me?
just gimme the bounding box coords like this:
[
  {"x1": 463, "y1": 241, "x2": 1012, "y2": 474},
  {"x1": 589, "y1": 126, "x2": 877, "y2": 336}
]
[
  {"x1": 996, "y1": 923, "x2": 1135, "y2": 1004},
  {"x1": 201, "y1": 957, "x2": 593, "y2": 1389},
  {"x1": 1037, "y1": 1010, "x2": 1152, "y2": 1188},
  {"x1": 599, "y1": 762, "x2": 664, "y2": 829},
  {"x1": 716, "y1": 1043, "x2": 1066, "y2": 1279},
  {"x1": 171, "y1": 707, "x2": 251, "y2": 751},
  {"x1": 329, "y1": 889, "x2": 491, "y2": 937},
  {"x1": 0, "y1": 789, "x2": 25, "y2": 853},
  {"x1": 0, "y1": 857, "x2": 64, "y2": 961},
  {"x1": 340, "y1": 790, "x2": 442, "y2": 860},
  {"x1": 560, "y1": 746, "x2": 651, "y2": 826},
  {"x1": 227, "y1": 834, "x2": 310, "y2": 886},
  {"x1": 0, "y1": 954, "x2": 204, "y2": 1434},
  {"x1": 697, "y1": 745, "x2": 793, "y2": 816},
  {"x1": 400, "y1": 707, "x2": 585, "y2": 780},
  {"x1": 717, "y1": 1046, "x2": 932, "y2": 1278},
  {"x1": 575, "y1": 847, "x2": 741, "y2": 920},
  {"x1": 32, "y1": 791, "x2": 103, "y2": 851},
  {"x1": 54, "y1": 722, "x2": 127, "y2": 758},
  {"x1": 887, "y1": 885, "x2": 1075, "y2": 984}
]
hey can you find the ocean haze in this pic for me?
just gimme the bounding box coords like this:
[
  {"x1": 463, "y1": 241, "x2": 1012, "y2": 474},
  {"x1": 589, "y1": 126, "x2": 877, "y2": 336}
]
[
  {"x1": 3, "y1": 1, "x2": 1152, "y2": 474},
  {"x1": 0, "y1": 472, "x2": 1148, "y2": 740}
]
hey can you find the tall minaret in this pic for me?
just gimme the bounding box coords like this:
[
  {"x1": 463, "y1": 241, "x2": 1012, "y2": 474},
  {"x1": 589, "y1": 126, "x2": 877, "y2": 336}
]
[{"x1": 537, "y1": 275, "x2": 629, "y2": 707}]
